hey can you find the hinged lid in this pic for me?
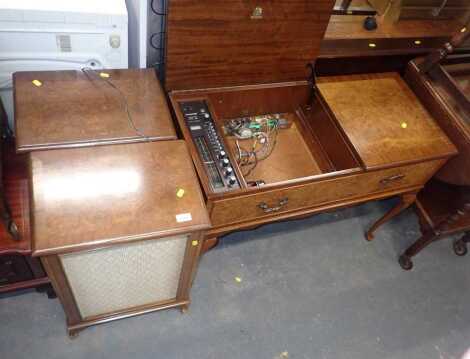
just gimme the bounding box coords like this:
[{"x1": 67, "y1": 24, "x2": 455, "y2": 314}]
[
  {"x1": 317, "y1": 73, "x2": 457, "y2": 169},
  {"x1": 165, "y1": 0, "x2": 335, "y2": 91},
  {"x1": 31, "y1": 141, "x2": 211, "y2": 256},
  {"x1": 14, "y1": 69, "x2": 176, "y2": 152}
]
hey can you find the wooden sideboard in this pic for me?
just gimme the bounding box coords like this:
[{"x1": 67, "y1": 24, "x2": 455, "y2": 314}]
[{"x1": 164, "y1": 0, "x2": 457, "y2": 252}]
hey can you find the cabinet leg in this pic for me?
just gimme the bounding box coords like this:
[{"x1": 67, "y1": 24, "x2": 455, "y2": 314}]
[
  {"x1": 180, "y1": 304, "x2": 189, "y2": 314},
  {"x1": 67, "y1": 329, "x2": 80, "y2": 339},
  {"x1": 202, "y1": 237, "x2": 219, "y2": 254},
  {"x1": 399, "y1": 230, "x2": 438, "y2": 270},
  {"x1": 365, "y1": 192, "x2": 417, "y2": 241}
]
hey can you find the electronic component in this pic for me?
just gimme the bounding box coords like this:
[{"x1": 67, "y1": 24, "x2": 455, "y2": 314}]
[
  {"x1": 179, "y1": 101, "x2": 240, "y2": 192},
  {"x1": 224, "y1": 113, "x2": 290, "y2": 177}
]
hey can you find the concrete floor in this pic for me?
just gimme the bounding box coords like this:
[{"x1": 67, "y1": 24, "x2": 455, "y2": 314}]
[{"x1": 1, "y1": 198, "x2": 469, "y2": 359}]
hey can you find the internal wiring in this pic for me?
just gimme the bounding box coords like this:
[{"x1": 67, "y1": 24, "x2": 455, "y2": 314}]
[{"x1": 228, "y1": 115, "x2": 281, "y2": 177}]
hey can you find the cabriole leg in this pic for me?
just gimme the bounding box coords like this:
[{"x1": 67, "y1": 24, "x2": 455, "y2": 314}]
[{"x1": 366, "y1": 192, "x2": 417, "y2": 241}]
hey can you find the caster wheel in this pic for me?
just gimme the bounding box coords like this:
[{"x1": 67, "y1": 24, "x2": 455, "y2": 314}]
[
  {"x1": 8, "y1": 221, "x2": 19, "y2": 240},
  {"x1": 399, "y1": 255, "x2": 413, "y2": 270},
  {"x1": 453, "y1": 238, "x2": 468, "y2": 256}
]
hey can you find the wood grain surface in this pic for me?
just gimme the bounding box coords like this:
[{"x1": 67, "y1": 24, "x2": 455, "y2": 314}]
[
  {"x1": 165, "y1": 0, "x2": 335, "y2": 90},
  {"x1": 317, "y1": 72, "x2": 457, "y2": 169},
  {"x1": 14, "y1": 69, "x2": 176, "y2": 152},
  {"x1": 30, "y1": 141, "x2": 210, "y2": 256}
]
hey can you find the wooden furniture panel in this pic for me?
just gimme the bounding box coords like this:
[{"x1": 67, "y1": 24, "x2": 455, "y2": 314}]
[
  {"x1": 210, "y1": 159, "x2": 444, "y2": 228},
  {"x1": 0, "y1": 138, "x2": 51, "y2": 294},
  {"x1": 320, "y1": 36, "x2": 448, "y2": 58},
  {"x1": 31, "y1": 141, "x2": 210, "y2": 256},
  {"x1": 368, "y1": 0, "x2": 470, "y2": 22},
  {"x1": 320, "y1": 14, "x2": 464, "y2": 58},
  {"x1": 406, "y1": 59, "x2": 470, "y2": 186},
  {"x1": 324, "y1": 16, "x2": 461, "y2": 39},
  {"x1": 317, "y1": 72, "x2": 457, "y2": 169},
  {"x1": 395, "y1": 28, "x2": 470, "y2": 269},
  {"x1": 31, "y1": 140, "x2": 210, "y2": 336},
  {"x1": 14, "y1": 69, "x2": 176, "y2": 152},
  {"x1": 165, "y1": 0, "x2": 335, "y2": 90}
]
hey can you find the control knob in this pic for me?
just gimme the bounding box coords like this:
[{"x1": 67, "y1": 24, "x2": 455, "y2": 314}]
[
  {"x1": 218, "y1": 150, "x2": 227, "y2": 159},
  {"x1": 228, "y1": 176, "x2": 237, "y2": 186},
  {"x1": 224, "y1": 167, "x2": 233, "y2": 176},
  {"x1": 220, "y1": 158, "x2": 230, "y2": 167}
]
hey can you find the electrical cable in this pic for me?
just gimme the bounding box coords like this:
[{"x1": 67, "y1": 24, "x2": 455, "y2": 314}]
[
  {"x1": 232, "y1": 115, "x2": 280, "y2": 177},
  {"x1": 81, "y1": 68, "x2": 150, "y2": 141}
]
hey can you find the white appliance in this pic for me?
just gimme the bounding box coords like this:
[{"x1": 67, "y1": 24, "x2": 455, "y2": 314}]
[
  {"x1": 126, "y1": 0, "x2": 147, "y2": 68},
  {"x1": 0, "y1": 0, "x2": 129, "y2": 130}
]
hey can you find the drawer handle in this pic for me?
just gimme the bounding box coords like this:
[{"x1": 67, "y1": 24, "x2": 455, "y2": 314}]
[
  {"x1": 380, "y1": 174, "x2": 406, "y2": 185},
  {"x1": 258, "y1": 198, "x2": 289, "y2": 213}
]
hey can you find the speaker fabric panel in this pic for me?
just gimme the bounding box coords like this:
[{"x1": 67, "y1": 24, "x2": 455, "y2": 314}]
[{"x1": 60, "y1": 235, "x2": 188, "y2": 318}]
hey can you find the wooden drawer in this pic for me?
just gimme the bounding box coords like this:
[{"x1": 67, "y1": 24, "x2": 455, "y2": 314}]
[{"x1": 210, "y1": 160, "x2": 444, "y2": 227}]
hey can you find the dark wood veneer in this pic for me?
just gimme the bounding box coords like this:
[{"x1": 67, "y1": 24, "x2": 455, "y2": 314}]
[
  {"x1": 165, "y1": 0, "x2": 335, "y2": 90},
  {"x1": 14, "y1": 69, "x2": 176, "y2": 152}
]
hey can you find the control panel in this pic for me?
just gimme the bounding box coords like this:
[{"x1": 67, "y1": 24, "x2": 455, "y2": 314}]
[{"x1": 179, "y1": 101, "x2": 240, "y2": 192}]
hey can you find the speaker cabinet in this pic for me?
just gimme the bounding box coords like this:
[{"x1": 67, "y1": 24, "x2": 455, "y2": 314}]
[
  {"x1": 30, "y1": 141, "x2": 211, "y2": 337},
  {"x1": 41, "y1": 233, "x2": 203, "y2": 337},
  {"x1": 60, "y1": 235, "x2": 188, "y2": 319}
]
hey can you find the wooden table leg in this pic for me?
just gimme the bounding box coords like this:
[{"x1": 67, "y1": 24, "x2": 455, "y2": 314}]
[
  {"x1": 399, "y1": 203, "x2": 470, "y2": 270},
  {"x1": 365, "y1": 191, "x2": 417, "y2": 241},
  {"x1": 202, "y1": 237, "x2": 219, "y2": 254}
]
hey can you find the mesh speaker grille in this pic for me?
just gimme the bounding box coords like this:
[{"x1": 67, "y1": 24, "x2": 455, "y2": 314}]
[{"x1": 60, "y1": 235, "x2": 188, "y2": 318}]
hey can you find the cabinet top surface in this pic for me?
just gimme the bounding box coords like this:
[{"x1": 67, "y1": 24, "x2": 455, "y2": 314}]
[
  {"x1": 30, "y1": 140, "x2": 210, "y2": 256},
  {"x1": 165, "y1": 0, "x2": 335, "y2": 91},
  {"x1": 14, "y1": 68, "x2": 176, "y2": 152},
  {"x1": 317, "y1": 72, "x2": 457, "y2": 169}
]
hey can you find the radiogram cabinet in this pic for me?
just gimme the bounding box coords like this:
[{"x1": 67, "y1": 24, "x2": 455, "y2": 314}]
[
  {"x1": 165, "y1": 0, "x2": 457, "y2": 248},
  {"x1": 30, "y1": 141, "x2": 210, "y2": 337}
]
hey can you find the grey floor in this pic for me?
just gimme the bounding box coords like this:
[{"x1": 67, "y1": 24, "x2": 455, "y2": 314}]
[{"x1": 1, "y1": 198, "x2": 469, "y2": 359}]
